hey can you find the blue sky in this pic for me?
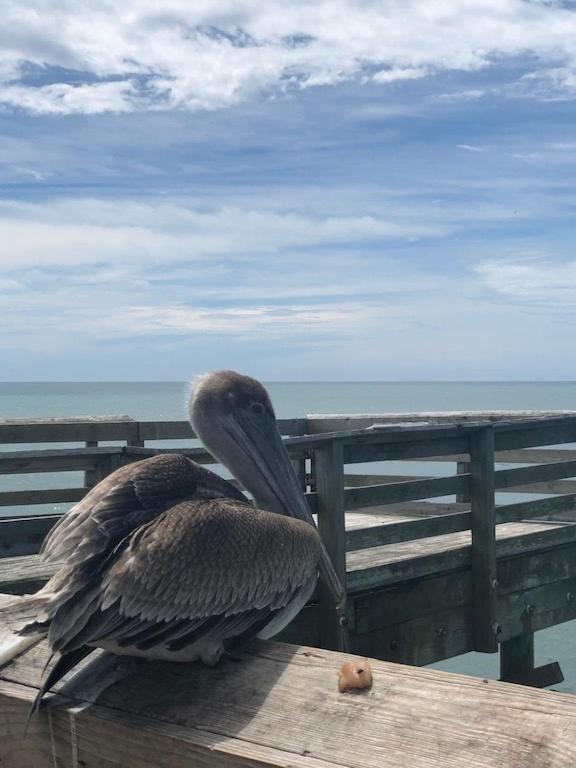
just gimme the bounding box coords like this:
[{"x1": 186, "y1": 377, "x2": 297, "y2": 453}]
[{"x1": 2, "y1": 1, "x2": 576, "y2": 381}]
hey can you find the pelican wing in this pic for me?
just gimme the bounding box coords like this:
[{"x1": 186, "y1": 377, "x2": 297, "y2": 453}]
[
  {"x1": 41, "y1": 454, "x2": 245, "y2": 567},
  {"x1": 47, "y1": 499, "x2": 321, "y2": 655}
]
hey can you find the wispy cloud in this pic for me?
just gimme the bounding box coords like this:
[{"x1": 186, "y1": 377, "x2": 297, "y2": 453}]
[
  {"x1": 0, "y1": 197, "x2": 447, "y2": 272},
  {"x1": 475, "y1": 258, "x2": 576, "y2": 310},
  {"x1": 2, "y1": 1, "x2": 576, "y2": 114}
]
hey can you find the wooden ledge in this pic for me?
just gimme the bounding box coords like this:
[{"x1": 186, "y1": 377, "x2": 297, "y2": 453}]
[{"x1": 2, "y1": 605, "x2": 576, "y2": 767}]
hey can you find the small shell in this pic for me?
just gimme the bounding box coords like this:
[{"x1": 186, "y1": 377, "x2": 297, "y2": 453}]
[{"x1": 337, "y1": 659, "x2": 373, "y2": 693}]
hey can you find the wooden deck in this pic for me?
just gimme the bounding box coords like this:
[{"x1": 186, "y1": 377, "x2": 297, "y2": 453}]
[{"x1": 2, "y1": 595, "x2": 576, "y2": 768}]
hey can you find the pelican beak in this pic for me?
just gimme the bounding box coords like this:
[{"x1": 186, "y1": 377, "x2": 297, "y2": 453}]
[{"x1": 224, "y1": 412, "x2": 345, "y2": 609}]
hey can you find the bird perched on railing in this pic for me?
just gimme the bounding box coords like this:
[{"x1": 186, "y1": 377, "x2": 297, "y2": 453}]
[{"x1": 0, "y1": 371, "x2": 343, "y2": 714}]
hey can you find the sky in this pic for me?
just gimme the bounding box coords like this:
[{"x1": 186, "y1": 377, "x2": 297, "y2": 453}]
[{"x1": 2, "y1": 0, "x2": 576, "y2": 381}]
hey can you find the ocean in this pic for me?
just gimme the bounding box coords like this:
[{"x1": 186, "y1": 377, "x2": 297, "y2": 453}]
[{"x1": 2, "y1": 380, "x2": 576, "y2": 691}]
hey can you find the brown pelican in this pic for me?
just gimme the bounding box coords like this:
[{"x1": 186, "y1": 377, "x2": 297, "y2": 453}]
[{"x1": 0, "y1": 371, "x2": 343, "y2": 713}]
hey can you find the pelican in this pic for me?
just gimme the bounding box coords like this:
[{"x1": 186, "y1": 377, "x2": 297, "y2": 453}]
[{"x1": 0, "y1": 371, "x2": 343, "y2": 713}]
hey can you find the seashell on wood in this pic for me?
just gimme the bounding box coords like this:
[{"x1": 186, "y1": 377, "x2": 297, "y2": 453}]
[{"x1": 337, "y1": 659, "x2": 373, "y2": 693}]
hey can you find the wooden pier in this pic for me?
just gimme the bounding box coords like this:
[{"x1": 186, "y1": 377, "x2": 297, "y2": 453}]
[
  {"x1": 2, "y1": 410, "x2": 576, "y2": 686},
  {"x1": 3, "y1": 410, "x2": 576, "y2": 764}
]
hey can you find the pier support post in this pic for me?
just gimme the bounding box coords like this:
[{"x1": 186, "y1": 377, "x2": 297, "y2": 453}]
[
  {"x1": 469, "y1": 426, "x2": 498, "y2": 653},
  {"x1": 500, "y1": 634, "x2": 564, "y2": 688},
  {"x1": 315, "y1": 440, "x2": 349, "y2": 652}
]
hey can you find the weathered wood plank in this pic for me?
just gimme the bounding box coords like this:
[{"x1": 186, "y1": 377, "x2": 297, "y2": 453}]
[
  {"x1": 0, "y1": 447, "x2": 123, "y2": 474},
  {"x1": 306, "y1": 410, "x2": 576, "y2": 433},
  {"x1": 352, "y1": 554, "x2": 576, "y2": 638},
  {"x1": 344, "y1": 436, "x2": 471, "y2": 464},
  {"x1": 469, "y1": 427, "x2": 498, "y2": 653},
  {"x1": 347, "y1": 472, "x2": 576, "y2": 496},
  {"x1": 0, "y1": 416, "x2": 306, "y2": 446},
  {"x1": 497, "y1": 494, "x2": 576, "y2": 524},
  {"x1": 0, "y1": 416, "x2": 138, "y2": 444},
  {"x1": 0, "y1": 516, "x2": 59, "y2": 558},
  {"x1": 138, "y1": 417, "x2": 307, "y2": 440},
  {"x1": 495, "y1": 418, "x2": 576, "y2": 452},
  {"x1": 346, "y1": 522, "x2": 576, "y2": 592},
  {"x1": 0, "y1": 488, "x2": 85, "y2": 507},
  {"x1": 314, "y1": 440, "x2": 348, "y2": 651},
  {"x1": 495, "y1": 459, "x2": 576, "y2": 489},
  {"x1": 344, "y1": 474, "x2": 468, "y2": 509},
  {"x1": 4, "y1": 629, "x2": 576, "y2": 768},
  {"x1": 345, "y1": 512, "x2": 470, "y2": 551},
  {"x1": 407, "y1": 448, "x2": 576, "y2": 464}
]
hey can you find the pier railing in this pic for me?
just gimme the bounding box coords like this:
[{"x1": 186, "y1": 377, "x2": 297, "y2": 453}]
[{"x1": 2, "y1": 411, "x2": 576, "y2": 675}]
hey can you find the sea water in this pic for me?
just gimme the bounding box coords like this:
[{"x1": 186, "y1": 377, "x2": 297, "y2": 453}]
[{"x1": 2, "y1": 380, "x2": 576, "y2": 691}]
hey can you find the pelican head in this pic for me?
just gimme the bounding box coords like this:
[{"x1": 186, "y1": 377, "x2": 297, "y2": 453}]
[{"x1": 189, "y1": 370, "x2": 343, "y2": 605}]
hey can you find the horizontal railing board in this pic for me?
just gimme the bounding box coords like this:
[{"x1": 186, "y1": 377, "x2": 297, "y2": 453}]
[
  {"x1": 343, "y1": 472, "x2": 576, "y2": 496},
  {"x1": 494, "y1": 459, "x2": 576, "y2": 489},
  {"x1": 138, "y1": 418, "x2": 307, "y2": 440},
  {"x1": 0, "y1": 488, "x2": 84, "y2": 507},
  {"x1": 0, "y1": 516, "x2": 59, "y2": 558},
  {"x1": 306, "y1": 411, "x2": 576, "y2": 433},
  {"x1": 0, "y1": 447, "x2": 123, "y2": 474},
  {"x1": 344, "y1": 437, "x2": 472, "y2": 464},
  {"x1": 0, "y1": 416, "x2": 138, "y2": 444},
  {"x1": 494, "y1": 420, "x2": 576, "y2": 452},
  {"x1": 292, "y1": 415, "x2": 576, "y2": 455},
  {"x1": 497, "y1": 494, "x2": 576, "y2": 524},
  {"x1": 124, "y1": 444, "x2": 309, "y2": 463},
  {"x1": 123, "y1": 445, "x2": 216, "y2": 464},
  {"x1": 346, "y1": 512, "x2": 470, "y2": 551},
  {"x1": 0, "y1": 416, "x2": 308, "y2": 445},
  {"x1": 137, "y1": 421, "x2": 195, "y2": 440},
  {"x1": 3, "y1": 412, "x2": 576, "y2": 450},
  {"x1": 347, "y1": 523, "x2": 576, "y2": 592},
  {"x1": 404, "y1": 449, "x2": 576, "y2": 464},
  {"x1": 345, "y1": 474, "x2": 469, "y2": 509}
]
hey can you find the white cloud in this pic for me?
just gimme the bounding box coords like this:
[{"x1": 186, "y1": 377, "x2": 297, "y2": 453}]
[
  {"x1": 437, "y1": 89, "x2": 486, "y2": 102},
  {"x1": 475, "y1": 258, "x2": 576, "y2": 309},
  {"x1": 457, "y1": 144, "x2": 485, "y2": 152},
  {"x1": 372, "y1": 67, "x2": 428, "y2": 83},
  {"x1": 0, "y1": 197, "x2": 447, "y2": 271},
  {"x1": 2, "y1": 1, "x2": 576, "y2": 114},
  {"x1": 0, "y1": 81, "x2": 139, "y2": 115},
  {"x1": 80, "y1": 302, "x2": 406, "y2": 339}
]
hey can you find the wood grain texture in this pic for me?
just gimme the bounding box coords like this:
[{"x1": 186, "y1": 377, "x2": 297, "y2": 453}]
[{"x1": 2, "y1": 612, "x2": 576, "y2": 768}]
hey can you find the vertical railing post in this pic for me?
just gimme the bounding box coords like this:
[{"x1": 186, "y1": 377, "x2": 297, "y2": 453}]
[
  {"x1": 84, "y1": 440, "x2": 99, "y2": 488},
  {"x1": 127, "y1": 419, "x2": 144, "y2": 448},
  {"x1": 469, "y1": 425, "x2": 498, "y2": 652},
  {"x1": 456, "y1": 460, "x2": 471, "y2": 503},
  {"x1": 314, "y1": 439, "x2": 349, "y2": 651},
  {"x1": 291, "y1": 453, "x2": 307, "y2": 492}
]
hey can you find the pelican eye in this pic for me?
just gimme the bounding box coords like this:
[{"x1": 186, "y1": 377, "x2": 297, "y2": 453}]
[{"x1": 250, "y1": 401, "x2": 265, "y2": 415}]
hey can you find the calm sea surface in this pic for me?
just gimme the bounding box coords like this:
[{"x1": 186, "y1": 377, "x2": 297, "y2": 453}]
[{"x1": 2, "y1": 380, "x2": 576, "y2": 691}]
